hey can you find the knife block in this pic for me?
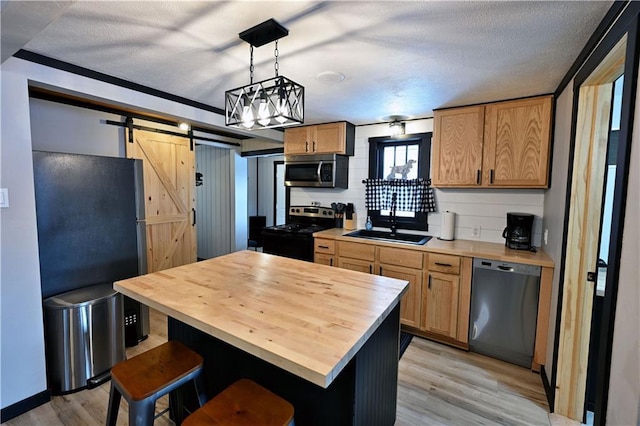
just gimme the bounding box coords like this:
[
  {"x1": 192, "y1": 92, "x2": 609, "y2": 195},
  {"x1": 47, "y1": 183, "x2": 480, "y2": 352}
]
[{"x1": 344, "y1": 213, "x2": 357, "y2": 230}]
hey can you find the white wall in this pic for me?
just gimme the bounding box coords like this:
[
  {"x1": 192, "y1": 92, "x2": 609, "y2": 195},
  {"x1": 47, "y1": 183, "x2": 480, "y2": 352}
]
[
  {"x1": 0, "y1": 59, "x2": 48, "y2": 410},
  {"x1": 0, "y1": 57, "x2": 253, "y2": 409},
  {"x1": 291, "y1": 119, "x2": 545, "y2": 245},
  {"x1": 29, "y1": 98, "x2": 124, "y2": 157},
  {"x1": 541, "y1": 81, "x2": 574, "y2": 382},
  {"x1": 606, "y1": 60, "x2": 640, "y2": 426}
]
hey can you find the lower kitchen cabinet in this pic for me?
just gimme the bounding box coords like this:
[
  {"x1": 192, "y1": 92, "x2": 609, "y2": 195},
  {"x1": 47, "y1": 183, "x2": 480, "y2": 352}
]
[
  {"x1": 336, "y1": 241, "x2": 375, "y2": 273},
  {"x1": 421, "y1": 271, "x2": 459, "y2": 339},
  {"x1": 377, "y1": 246, "x2": 424, "y2": 328},
  {"x1": 325, "y1": 238, "x2": 474, "y2": 348},
  {"x1": 380, "y1": 264, "x2": 422, "y2": 328},
  {"x1": 337, "y1": 257, "x2": 374, "y2": 274},
  {"x1": 314, "y1": 238, "x2": 336, "y2": 266}
]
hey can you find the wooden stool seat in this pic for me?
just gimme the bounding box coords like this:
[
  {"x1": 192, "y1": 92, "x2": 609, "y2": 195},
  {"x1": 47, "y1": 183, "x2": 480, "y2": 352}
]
[
  {"x1": 183, "y1": 379, "x2": 294, "y2": 426},
  {"x1": 107, "y1": 341, "x2": 206, "y2": 425}
]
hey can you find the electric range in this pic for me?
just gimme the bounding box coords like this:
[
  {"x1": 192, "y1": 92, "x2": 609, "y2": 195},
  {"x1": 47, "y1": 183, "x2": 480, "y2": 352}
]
[{"x1": 262, "y1": 206, "x2": 335, "y2": 261}]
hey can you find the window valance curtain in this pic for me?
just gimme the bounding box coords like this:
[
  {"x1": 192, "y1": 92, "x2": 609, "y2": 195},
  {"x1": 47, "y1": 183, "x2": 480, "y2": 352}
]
[{"x1": 362, "y1": 178, "x2": 436, "y2": 212}]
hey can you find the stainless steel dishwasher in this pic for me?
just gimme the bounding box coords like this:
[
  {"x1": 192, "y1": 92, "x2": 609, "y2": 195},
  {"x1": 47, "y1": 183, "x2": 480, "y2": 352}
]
[{"x1": 469, "y1": 258, "x2": 541, "y2": 368}]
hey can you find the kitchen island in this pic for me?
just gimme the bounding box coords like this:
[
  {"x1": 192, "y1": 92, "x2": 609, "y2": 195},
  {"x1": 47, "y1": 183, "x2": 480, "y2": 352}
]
[{"x1": 114, "y1": 250, "x2": 409, "y2": 425}]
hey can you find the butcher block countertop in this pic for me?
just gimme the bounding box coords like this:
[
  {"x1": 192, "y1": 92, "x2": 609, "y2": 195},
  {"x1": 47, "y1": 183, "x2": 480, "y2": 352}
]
[
  {"x1": 114, "y1": 250, "x2": 409, "y2": 388},
  {"x1": 314, "y1": 228, "x2": 554, "y2": 268}
]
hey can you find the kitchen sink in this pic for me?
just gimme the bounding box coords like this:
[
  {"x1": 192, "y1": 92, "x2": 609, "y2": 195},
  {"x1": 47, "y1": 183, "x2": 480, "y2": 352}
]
[{"x1": 345, "y1": 229, "x2": 431, "y2": 245}]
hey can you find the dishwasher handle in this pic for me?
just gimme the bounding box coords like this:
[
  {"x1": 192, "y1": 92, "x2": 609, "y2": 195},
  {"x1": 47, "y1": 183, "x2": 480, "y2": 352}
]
[{"x1": 473, "y1": 257, "x2": 541, "y2": 277}]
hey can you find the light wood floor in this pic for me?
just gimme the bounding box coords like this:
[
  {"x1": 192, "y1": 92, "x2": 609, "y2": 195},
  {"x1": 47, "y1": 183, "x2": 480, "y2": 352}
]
[{"x1": 4, "y1": 309, "x2": 560, "y2": 425}]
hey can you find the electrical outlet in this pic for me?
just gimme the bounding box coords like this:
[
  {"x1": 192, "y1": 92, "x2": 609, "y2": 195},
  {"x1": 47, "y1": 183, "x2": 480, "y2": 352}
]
[
  {"x1": 472, "y1": 225, "x2": 480, "y2": 238},
  {"x1": 0, "y1": 188, "x2": 8, "y2": 208}
]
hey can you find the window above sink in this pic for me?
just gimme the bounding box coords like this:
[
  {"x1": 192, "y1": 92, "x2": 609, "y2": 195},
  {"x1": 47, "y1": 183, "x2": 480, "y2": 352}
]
[{"x1": 367, "y1": 132, "x2": 432, "y2": 231}]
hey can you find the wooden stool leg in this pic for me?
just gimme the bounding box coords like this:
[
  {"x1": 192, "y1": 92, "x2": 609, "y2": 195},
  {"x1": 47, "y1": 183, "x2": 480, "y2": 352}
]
[
  {"x1": 128, "y1": 398, "x2": 156, "y2": 426},
  {"x1": 106, "y1": 382, "x2": 121, "y2": 426}
]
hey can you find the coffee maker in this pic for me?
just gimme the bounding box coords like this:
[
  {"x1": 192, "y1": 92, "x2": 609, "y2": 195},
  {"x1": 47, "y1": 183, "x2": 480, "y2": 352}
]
[{"x1": 503, "y1": 213, "x2": 534, "y2": 250}]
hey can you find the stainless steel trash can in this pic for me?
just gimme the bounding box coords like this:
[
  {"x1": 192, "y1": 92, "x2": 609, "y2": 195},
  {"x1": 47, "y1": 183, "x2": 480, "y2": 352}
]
[{"x1": 43, "y1": 283, "x2": 125, "y2": 394}]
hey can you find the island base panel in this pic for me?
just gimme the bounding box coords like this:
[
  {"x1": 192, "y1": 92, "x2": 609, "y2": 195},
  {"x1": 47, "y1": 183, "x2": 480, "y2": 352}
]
[{"x1": 168, "y1": 305, "x2": 400, "y2": 426}]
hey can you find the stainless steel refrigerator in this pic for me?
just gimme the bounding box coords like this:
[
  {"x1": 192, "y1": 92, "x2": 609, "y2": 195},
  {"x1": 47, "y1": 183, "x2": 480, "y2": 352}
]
[{"x1": 33, "y1": 151, "x2": 150, "y2": 391}]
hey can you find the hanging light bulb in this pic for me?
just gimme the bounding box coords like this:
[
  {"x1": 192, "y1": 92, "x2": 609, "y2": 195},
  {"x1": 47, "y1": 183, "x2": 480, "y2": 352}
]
[
  {"x1": 241, "y1": 97, "x2": 254, "y2": 129},
  {"x1": 257, "y1": 93, "x2": 271, "y2": 126}
]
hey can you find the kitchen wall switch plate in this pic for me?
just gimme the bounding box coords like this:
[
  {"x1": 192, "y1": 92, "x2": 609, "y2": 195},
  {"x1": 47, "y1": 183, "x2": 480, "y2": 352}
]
[
  {"x1": 472, "y1": 225, "x2": 480, "y2": 238},
  {"x1": 0, "y1": 188, "x2": 8, "y2": 208},
  {"x1": 544, "y1": 229, "x2": 548, "y2": 245}
]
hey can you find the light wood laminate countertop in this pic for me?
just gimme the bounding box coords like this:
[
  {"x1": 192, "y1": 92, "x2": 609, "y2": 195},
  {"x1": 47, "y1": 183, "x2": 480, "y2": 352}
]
[
  {"x1": 314, "y1": 228, "x2": 554, "y2": 268},
  {"x1": 114, "y1": 250, "x2": 408, "y2": 388}
]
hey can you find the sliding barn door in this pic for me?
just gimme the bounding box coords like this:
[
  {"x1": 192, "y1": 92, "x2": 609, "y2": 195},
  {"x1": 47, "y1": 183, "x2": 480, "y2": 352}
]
[{"x1": 126, "y1": 129, "x2": 196, "y2": 272}]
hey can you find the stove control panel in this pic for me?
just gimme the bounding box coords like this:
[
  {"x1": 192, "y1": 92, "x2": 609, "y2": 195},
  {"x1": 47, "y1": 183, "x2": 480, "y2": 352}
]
[{"x1": 289, "y1": 206, "x2": 334, "y2": 218}]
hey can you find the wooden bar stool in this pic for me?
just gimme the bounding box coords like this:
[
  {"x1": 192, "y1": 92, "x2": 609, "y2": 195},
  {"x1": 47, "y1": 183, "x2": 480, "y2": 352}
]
[
  {"x1": 183, "y1": 379, "x2": 294, "y2": 426},
  {"x1": 106, "y1": 340, "x2": 207, "y2": 426}
]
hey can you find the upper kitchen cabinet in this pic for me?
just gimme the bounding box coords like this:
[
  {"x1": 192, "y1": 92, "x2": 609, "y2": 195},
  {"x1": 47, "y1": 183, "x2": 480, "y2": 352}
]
[
  {"x1": 432, "y1": 105, "x2": 485, "y2": 186},
  {"x1": 432, "y1": 95, "x2": 553, "y2": 188},
  {"x1": 284, "y1": 122, "x2": 355, "y2": 156}
]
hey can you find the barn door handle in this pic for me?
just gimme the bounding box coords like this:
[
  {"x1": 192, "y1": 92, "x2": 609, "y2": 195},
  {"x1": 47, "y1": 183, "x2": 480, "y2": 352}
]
[{"x1": 192, "y1": 208, "x2": 196, "y2": 226}]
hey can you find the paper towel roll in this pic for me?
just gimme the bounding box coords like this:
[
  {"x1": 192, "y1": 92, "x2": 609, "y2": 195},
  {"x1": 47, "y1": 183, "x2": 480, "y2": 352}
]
[{"x1": 440, "y1": 211, "x2": 456, "y2": 241}]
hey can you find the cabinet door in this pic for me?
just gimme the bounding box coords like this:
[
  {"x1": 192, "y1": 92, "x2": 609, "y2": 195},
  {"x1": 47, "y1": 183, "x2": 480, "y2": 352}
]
[
  {"x1": 379, "y1": 264, "x2": 422, "y2": 328},
  {"x1": 315, "y1": 253, "x2": 335, "y2": 267},
  {"x1": 432, "y1": 106, "x2": 485, "y2": 187},
  {"x1": 284, "y1": 127, "x2": 310, "y2": 155},
  {"x1": 483, "y1": 96, "x2": 552, "y2": 187},
  {"x1": 312, "y1": 122, "x2": 346, "y2": 154},
  {"x1": 421, "y1": 272, "x2": 459, "y2": 339},
  {"x1": 338, "y1": 257, "x2": 374, "y2": 274}
]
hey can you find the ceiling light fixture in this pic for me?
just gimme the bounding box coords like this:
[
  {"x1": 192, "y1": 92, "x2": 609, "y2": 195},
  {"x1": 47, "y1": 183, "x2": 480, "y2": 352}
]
[
  {"x1": 178, "y1": 121, "x2": 190, "y2": 131},
  {"x1": 389, "y1": 119, "x2": 406, "y2": 136},
  {"x1": 225, "y1": 19, "x2": 304, "y2": 130}
]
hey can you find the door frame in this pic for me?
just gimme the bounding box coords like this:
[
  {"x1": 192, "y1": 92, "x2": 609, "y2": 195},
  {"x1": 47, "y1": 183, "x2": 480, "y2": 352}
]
[
  {"x1": 273, "y1": 160, "x2": 289, "y2": 224},
  {"x1": 550, "y1": 6, "x2": 639, "y2": 424}
]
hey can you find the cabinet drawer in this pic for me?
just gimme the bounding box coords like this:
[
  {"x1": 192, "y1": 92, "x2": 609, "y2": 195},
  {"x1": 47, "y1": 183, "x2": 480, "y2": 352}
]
[
  {"x1": 428, "y1": 253, "x2": 461, "y2": 275},
  {"x1": 314, "y1": 239, "x2": 335, "y2": 254},
  {"x1": 378, "y1": 246, "x2": 423, "y2": 270},
  {"x1": 338, "y1": 241, "x2": 376, "y2": 261}
]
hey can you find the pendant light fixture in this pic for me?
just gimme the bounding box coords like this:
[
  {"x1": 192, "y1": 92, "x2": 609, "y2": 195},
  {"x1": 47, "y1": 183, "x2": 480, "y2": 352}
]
[{"x1": 225, "y1": 19, "x2": 304, "y2": 130}]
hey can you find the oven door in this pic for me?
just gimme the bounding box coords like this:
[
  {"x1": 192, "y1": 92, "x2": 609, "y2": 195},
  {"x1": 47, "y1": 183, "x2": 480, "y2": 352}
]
[{"x1": 262, "y1": 230, "x2": 314, "y2": 262}]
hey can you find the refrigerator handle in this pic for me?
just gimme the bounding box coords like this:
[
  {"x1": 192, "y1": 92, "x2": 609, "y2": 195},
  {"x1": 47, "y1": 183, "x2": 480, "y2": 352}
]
[{"x1": 192, "y1": 208, "x2": 196, "y2": 226}]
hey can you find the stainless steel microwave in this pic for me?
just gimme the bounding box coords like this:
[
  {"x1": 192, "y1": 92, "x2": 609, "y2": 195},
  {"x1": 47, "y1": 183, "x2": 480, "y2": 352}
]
[{"x1": 284, "y1": 154, "x2": 349, "y2": 188}]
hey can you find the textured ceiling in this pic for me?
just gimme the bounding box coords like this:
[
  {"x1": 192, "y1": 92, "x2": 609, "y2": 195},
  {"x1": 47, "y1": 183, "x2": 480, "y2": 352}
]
[{"x1": 3, "y1": 1, "x2": 613, "y2": 127}]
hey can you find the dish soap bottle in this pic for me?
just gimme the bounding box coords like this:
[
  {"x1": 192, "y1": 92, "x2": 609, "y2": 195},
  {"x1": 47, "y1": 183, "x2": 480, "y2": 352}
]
[{"x1": 365, "y1": 216, "x2": 373, "y2": 231}]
